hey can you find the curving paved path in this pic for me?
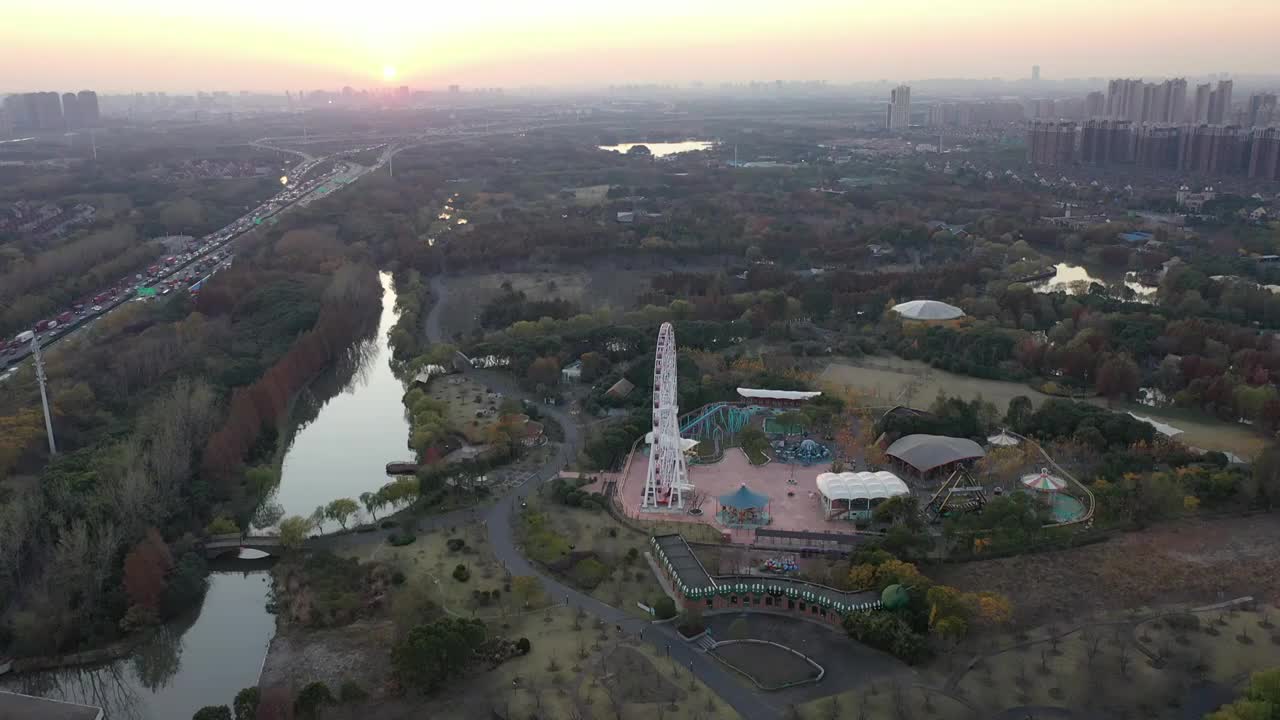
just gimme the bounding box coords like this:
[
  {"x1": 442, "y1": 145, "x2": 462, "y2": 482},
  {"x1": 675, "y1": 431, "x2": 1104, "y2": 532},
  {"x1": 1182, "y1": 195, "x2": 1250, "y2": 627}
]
[{"x1": 418, "y1": 274, "x2": 779, "y2": 719}]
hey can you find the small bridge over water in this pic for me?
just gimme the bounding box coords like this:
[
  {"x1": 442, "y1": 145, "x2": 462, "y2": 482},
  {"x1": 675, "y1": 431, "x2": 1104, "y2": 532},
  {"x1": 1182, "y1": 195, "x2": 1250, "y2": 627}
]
[{"x1": 204, "y1": 533, "x2": 288, "y2": 559}]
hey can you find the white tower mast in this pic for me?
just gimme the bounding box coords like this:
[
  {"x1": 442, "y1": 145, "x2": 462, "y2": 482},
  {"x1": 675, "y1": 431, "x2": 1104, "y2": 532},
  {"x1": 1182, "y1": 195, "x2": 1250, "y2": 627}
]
[
  {"x1": 642, "y1": 323, "x2": 692, "y2": 510},
  {"x1": 18, "y1": 331, "x2": 57, "y2": 455}
]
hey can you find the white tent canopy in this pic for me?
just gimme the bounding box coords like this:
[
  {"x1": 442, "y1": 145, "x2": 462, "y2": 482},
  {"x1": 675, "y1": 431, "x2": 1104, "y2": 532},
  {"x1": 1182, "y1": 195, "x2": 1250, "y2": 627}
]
[
  {"x1": 891, "y1": 300, "x2": 965, "y2": 321},
  {"x1": 815, "y1": 471, "x2": 909, "y2": 503},
  {"x1": 736, "y1": 388, "x2": 823, "y2": 401},
  {"x1": 987, "y1": 429, "x2": 1020, "y2": 447}
]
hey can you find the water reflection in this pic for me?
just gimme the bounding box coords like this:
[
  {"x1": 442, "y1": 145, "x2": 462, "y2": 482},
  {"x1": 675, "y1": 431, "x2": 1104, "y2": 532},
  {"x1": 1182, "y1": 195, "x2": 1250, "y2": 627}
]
[
  {"x1": 270, "y1": 271, "x2": 412, "y2": 531},
  {"x1": 1032, "y1": 262, "x2": 1156, "y2": 300},
  {"x1": 598, "y1": 140, "x2": 715, "y2": 157},
  {"x1": 1, "y1": 571, "x2": 273, "y2": 720}
]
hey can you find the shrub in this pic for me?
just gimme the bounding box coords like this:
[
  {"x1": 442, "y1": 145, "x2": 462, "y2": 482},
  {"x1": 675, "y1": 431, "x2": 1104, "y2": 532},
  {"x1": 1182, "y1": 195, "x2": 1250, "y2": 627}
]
[
  {"x1": 517, "y1": 637, "x2": 532, "y2": 654},
  {"x1": 654, "y1": 596, "x2": 677, "y2": 620},
  {"x1": 338, "y1": 680, "x2": 369, "y2": 703},
  {"x1": 452, "y1": 564, "x2": 471, "y2": 582},
  {"x1": 388, "y1": 533, "x2": 416, "y2": 547},
  {"x1": 294, "y1": 682, "x2": 333, "y2": 719},
  {"x1": 391, "y1": 570, "x2": 407, "y2": 585},
  {"x1": 206, "y1": 516, "x2": 239, "y2": 535},
  {"x1": 571, "y1": 557, "x2": 609, "y2": 589},
  {"x1": 626, "y1": 547, "x2": 640, "y2": 563},
  {"x1": 380, "y1": 519, "x2": 397, "y2": 529},
  {"x1": 192, "y1": 706, "x2": 231, "y2": 720},
  {"x1": 446, "y1": 538, "x2": 466, "y2": 552}
]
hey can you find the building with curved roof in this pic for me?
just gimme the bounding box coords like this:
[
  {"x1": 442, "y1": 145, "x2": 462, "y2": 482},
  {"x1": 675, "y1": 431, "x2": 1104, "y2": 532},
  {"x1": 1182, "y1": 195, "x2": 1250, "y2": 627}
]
[
  {"x1": 890, "y1": 299, "x2": 965, "y2": 321},
  {"x1": 815, "y1": 470, "x2": 909, "y2": 521},
  {"x1": 886, "y1": 434, "x2": 985, "y2": 475}
]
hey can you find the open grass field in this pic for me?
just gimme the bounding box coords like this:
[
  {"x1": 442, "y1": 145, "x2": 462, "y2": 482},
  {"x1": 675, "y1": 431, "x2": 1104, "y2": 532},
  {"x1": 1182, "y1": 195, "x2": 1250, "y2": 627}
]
[
  {"x1": 820, "y1": 357, "x2": 1268, "y2": 459},
  {"x1": 519, "y1": 494, "x2": 671, "y2": 616},
  {"x1": 570, "y1": 184, "x2": 611, "y2": 206},
  {"x1": 425, "y1": 374, "x2": 504, "y2": 445}
]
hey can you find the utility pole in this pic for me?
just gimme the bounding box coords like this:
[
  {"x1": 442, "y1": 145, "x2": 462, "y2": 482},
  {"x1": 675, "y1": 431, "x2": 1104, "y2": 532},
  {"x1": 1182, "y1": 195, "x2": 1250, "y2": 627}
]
[{"x1": 19, "y1": 331, "x2": 57, "y2": 455}]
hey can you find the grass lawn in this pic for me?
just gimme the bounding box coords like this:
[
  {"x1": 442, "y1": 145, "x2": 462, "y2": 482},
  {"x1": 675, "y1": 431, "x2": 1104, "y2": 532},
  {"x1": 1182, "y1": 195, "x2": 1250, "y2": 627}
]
[{"x1": 519, "y1": 495, "x2": 669, "y2": 616}]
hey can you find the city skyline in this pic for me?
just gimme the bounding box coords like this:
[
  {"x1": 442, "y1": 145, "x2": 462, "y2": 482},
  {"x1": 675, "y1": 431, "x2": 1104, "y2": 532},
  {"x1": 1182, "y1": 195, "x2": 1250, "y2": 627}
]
[{"x1": 3, "y1": 0, "x2": 1279, "y2": 93}]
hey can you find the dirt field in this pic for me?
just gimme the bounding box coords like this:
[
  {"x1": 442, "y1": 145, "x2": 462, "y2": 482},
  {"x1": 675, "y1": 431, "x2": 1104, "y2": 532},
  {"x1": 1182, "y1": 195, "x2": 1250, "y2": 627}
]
[
  {"x1": 570, "y1": 184, "x2": 611, "y2": 206},
  {"x1": 426, "y1": 375, "x2": 504, "y2": 444},
  {"x1": 930, "y1": 514, "x2": 1280, "y2": 629},
  {"x1": 711, "y1": 641, "x2": 821, "y2": 689},
  {"x1": 820, "y1": 358, "x2": 1267, "y2": 459}
]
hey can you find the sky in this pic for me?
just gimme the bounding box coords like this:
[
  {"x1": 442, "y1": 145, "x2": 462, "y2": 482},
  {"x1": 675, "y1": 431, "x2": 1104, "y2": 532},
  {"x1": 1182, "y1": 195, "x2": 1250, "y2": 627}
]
[{"x1": 4, "y1": 0, "x2": 1278, "y2": 93}]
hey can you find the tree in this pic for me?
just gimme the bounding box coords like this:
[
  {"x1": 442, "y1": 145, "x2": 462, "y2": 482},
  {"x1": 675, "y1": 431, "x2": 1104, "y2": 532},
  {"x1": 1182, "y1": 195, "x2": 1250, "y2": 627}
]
[
  {"x1": 324, "y1": 498, "x2": 359, "y2": 530},
  {"x1": 278, "y1": 516, "x2": 311, "y2": 550},
  {"x1": 1004, "y1": 396, "x2": 1033, "y2": 431},
  {"x1": 653, "y1": 596, "x2": 677, "y2": 620},
  {"x1": 192, "y1": 706, "x2": 232, "y2": 720},
  {"x1": 124, "y1": 528, "x2": 174, "y2": 612},
  {"x1": 580, "y1": 352, "x2": 609, "y2": 382},
  {"x1": 512, "y1": 575, "x2": 542, "y2": 608},
  {"x1": 294, "y1": 681, "x2": 333, "y2": 719},
  {"x1": 233, "y1": 687, "x2": 259, "y2": 720},
  {"x1": 359, "y1": 491, "x2": 386, "y2": 522},
  {"x1": 1096, "y1": 354, "x2": 1140, "y2": 400},
  {"x1": 206, "y1": 516, "x2": 239, "y2": 535},
  {"x1": 392, "y1": 617, "x2": 487, "y2": 693},
  {"x1": 527, "y1": 356, "x2": 561, "y2": 388}
]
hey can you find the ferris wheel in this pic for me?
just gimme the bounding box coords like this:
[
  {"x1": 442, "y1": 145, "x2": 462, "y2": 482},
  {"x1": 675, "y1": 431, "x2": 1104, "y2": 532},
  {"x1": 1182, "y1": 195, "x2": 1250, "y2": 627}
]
[{"x1": 642, "y1": 322, "x2": 693, "y2": 510}]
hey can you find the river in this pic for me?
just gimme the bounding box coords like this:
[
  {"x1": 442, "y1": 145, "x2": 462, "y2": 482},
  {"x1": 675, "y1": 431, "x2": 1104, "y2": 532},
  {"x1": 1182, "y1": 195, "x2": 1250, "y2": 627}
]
[
  {"x1": 1, "y1": 272, "x2": 410, "y2": 719},
  {"x1": 598, "y1": 140, "x2": 715, "y2": 157}
]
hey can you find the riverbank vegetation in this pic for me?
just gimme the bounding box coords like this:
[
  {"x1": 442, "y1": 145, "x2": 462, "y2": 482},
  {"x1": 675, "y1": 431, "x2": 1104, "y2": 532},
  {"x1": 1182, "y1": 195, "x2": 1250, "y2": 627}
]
[{"x1": 0, "y1": 216, "x2": 382, "y2": 659}]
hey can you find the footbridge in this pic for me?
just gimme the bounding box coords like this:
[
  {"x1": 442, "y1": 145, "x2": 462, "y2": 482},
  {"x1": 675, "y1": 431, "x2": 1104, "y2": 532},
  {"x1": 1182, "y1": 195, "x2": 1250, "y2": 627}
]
[{"x1": 203, "y1": 533, "x2": 288, "y2": 559}]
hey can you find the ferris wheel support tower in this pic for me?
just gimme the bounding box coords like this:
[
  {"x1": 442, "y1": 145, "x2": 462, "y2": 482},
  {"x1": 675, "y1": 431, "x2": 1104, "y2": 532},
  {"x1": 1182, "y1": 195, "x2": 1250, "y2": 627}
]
[{"x1": 641, "y1": 322, "x2": 692, "y2": 510}]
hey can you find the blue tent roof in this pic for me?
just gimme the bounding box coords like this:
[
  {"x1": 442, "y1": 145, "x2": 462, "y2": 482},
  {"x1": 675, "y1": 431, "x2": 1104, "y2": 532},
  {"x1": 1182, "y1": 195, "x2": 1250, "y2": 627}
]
[{"x1": 718, "y1": 484, "x2": 769, "y2": 510}]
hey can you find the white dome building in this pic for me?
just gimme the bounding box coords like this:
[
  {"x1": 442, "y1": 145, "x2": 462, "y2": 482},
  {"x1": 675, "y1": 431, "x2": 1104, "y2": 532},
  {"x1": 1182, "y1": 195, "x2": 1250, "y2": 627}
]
[
  {"x1": 891, "y1": 300, "x2": 965, "y2": 321},
  {"x1": 815, "y1": 471, "x2": 910, "y2": 522}
]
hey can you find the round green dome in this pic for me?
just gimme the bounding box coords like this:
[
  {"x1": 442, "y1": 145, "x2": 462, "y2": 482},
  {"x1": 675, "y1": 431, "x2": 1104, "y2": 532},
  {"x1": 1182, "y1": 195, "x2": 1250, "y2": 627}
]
[{"x1": 881, "y1": 584, "x2": 910, "y2": 610}]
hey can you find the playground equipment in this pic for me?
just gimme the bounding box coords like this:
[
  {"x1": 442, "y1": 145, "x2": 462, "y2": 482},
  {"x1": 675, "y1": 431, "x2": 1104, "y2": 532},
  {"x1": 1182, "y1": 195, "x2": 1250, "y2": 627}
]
[
  {"x1": 762, "y1": 554, "x2": 799, "y2": 574},
  {"x1": 642, "y1": 323, "x2": 694, "y2": 510},
  {"x1": 923, "y1": 466, "x2": 988, "y2": 523},
  {"x1": 776, "y1": 438, "x2": 831, "y2": 466}
]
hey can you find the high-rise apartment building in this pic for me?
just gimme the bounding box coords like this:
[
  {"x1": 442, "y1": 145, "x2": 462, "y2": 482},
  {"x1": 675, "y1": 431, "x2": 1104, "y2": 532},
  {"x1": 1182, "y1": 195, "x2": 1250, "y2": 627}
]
[
  {"x1": 61, "y1": 92, "x2": 80, "y2": 130},
  {"x1": 1027, "y1": 120, "x2": 1076, "y2": 167},
  {"x1": 1248, "y1": 93, "x2": 1277, "y2": 127},
  {"x1": 1247, "y1": 128, "x2": 1280, "y2": 181},
  {"x1": 1080, "y1": 120, "x2": 1133, "y2": 166},
  {"x1": 1135, "y1": 125, "x2": 1181, "y2": 170},
  {"x1": 1032, "y1": 65, "x2": 1041, "y2": 82},
  {"x1": 76, "y1": 90, "x2": 99, "y2": 126},
  {"x1": 887, "y1": 85, "x2": 911, "y2": 130},
  {"x1": 1207, "y1": 80, "x2": 1233, "y2": 125},
  {"x1": 1179, "y1": 124, "x2": 1244, "y2": 175},
  {"x1": 1193, "y1": 83, "x2": 1213, "y2": 124},
  {"x1": 926, "y1": 101, "x2": 1024, "y2": 127},
  {"x1": 1104, "y1": 77, "x2": 1185, "y2": 124},
  {"x1": 1084, "y1": 91, "x2": 1105, "y2": 118}
]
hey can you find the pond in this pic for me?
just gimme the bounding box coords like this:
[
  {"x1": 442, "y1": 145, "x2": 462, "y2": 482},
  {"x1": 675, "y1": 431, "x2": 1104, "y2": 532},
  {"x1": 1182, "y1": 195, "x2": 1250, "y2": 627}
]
[
  {"x1": 598, "y1": 140, "x2": 715, "y2": 157},
  {"x1": 1031, "y1": 263, "x2": 1157, "y2": 300}
]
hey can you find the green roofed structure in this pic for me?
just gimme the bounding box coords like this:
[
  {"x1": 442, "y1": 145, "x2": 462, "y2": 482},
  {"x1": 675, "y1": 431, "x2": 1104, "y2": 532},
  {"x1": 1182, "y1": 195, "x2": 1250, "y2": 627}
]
[
  {"x1": 716, "y1": 484, "x2": 771, "y2": 528},
  {"x1": 650, "y1": 534, "x2": 882, "y2": 628}
]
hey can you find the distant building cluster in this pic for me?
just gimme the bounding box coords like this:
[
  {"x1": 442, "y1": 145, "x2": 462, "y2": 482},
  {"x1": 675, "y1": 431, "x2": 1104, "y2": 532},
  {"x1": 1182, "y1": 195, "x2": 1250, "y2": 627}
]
[
  {"x1": 1, "y1": 90, "x2": 99, "y2": 132},
  {"x1": 1028, "y1": 119, "x2": 1280, "y2": 181},
  {"x1": 927, "y1": 101, "x2": 1025, "y2": 128}
]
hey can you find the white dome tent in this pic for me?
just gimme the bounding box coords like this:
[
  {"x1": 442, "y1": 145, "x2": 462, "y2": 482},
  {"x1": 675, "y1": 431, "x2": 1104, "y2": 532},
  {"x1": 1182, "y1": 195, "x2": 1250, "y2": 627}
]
[
  {"x1": 815, "y1": 471, "x2": 909, "y2": 522},
  {"x1": 890, "y1": 300, "x2": 965, "y2": 321}
]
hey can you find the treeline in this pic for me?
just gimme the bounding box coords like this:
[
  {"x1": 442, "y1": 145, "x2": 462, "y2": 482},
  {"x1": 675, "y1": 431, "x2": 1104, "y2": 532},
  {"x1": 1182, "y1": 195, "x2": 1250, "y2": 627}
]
[
  {"x1": 202, "y1": 264, "x2": 379, "y2": 506},
  {"x1": 478, "y1": 288, "x2": 579, "y2": 330}
]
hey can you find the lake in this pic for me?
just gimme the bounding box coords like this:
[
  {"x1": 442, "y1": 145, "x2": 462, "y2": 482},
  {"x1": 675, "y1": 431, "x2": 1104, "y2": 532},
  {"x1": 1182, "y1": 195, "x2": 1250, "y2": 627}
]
[{"x1": 598, "y1": 140, "x2": 715, "y2": 157}]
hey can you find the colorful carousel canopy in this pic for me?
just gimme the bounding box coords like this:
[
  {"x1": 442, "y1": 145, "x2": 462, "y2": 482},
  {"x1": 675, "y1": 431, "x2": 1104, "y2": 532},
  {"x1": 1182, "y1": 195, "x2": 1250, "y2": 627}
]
[
  {"x1": 718, "y1": 484, "x2": 769, "y2": 510},
  {"x1": 1021, "y1": 468, "x2": 1066, "y2": 492}
]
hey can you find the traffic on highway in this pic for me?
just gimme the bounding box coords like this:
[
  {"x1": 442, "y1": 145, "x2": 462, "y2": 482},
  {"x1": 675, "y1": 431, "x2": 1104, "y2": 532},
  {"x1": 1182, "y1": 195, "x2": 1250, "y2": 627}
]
[{"x1": 1, "y1": 143, "x2": 387, "y2": 370}]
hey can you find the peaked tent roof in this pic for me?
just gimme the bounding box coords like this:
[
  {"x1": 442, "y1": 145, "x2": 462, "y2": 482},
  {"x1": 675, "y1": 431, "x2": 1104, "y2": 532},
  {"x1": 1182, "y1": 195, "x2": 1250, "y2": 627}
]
[
  {"x1": 717, "y1": 484, "x2": 769, "y2": 510},
  {"x1": 891, "y1": 299, "x2": 965, "y2": 321}
]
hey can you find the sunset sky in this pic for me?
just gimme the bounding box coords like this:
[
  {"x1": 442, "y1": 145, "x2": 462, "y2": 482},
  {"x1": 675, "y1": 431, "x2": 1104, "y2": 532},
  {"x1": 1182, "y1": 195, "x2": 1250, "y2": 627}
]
[{"x1": 4, "y1": 0, "x2": 1278, "y2": 93}]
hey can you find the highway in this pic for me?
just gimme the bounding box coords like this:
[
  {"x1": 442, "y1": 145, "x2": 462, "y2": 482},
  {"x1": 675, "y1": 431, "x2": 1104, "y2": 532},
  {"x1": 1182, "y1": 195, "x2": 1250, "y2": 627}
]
[{"x1": 2, "y1": 116, "x2": 594, "y2": 376}]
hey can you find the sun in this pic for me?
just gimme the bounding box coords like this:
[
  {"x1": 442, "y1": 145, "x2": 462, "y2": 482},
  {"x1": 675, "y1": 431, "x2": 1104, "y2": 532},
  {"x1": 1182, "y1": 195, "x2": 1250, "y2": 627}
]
[{"x1": 382, "y1": 65, "x2": 397, "y2": 81}]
